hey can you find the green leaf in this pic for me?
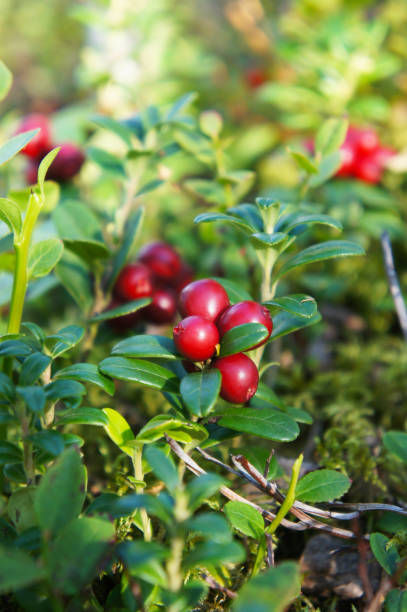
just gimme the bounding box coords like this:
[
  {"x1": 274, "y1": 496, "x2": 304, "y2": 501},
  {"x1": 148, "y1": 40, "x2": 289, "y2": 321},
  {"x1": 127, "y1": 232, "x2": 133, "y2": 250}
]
[
  {"x1": 194, "y1": 212, "x2": 255, "y2": 234},
  {"x1": 184, "y1": 541, "x2": 245, "y2": 569},
  {"x1": 136, "y1": 178, "x2": 164, "y2": 197},
  {"x1": 102, "y1": 408, "x2": 135, "y2": 457},
  {"x1": 264, "y1": 294, "x2": 317, "y2": 319},
  {"x1": 289, "y1": 150, "x2": 318, "y2": 174},
  {"x1": 199, "y1": 110, "x2": 223, "y2": 139},
  {"x1": 34, "y1": 448, "x2": 86, "y2": 536},
  {"x1": 0, "y1": 545, "x2": 46, "y2": 593},
  {"x1": 0, "y1": 441, "x2": 23, "y2": 464},
  {"x1": 234, "y1": 561, "x2": 301, "y2": 612},
  {"x1": 113, "y1": 493, "x2": 172, "y2": 523},
  {"x1": 219, "y1": 323, "x2": 269, "y2": 357},
  {"x1": 255, "y1": 197, "x2": 280, "y2": 212},
  {"x1": 211, "y1": 277, "x2": 252, "y2": 303},
  {"x1": 56, "y1": 406, "x2": 109, "y2": 427},
  {"x1": 250, "y1": 232, "x2": 289, "y2": 250},
  {"x1": 0, "y1": 61, "x2": 12, "y2": 102},
  {"x1": 99, "y1": 357, "x2": 179, "y2": 394},
  {"x1": 108, "y1": 208, "x2": 144, "y2": 290},
  {"x1": 137, "y1": 415, "x2": 208, "y2": 446},
  {"x1": 45, "y1": 379, "x2": 86, "y2": 402},
  {"x1": 186, "y1": 513, "x2": 232, "y2": 543},
  {"x1": 0, "y1": 198, "x2": 22, "y2": 237},
  {"x1": 0, "y1": 129, "x2": 39, "y2": 166},
  {"x1": 19, "y1": 352, "x2": 51, "y2": 386},
  {"x1": 144, "y1": 445, "x2": 178, "y2": 493},
  {"x1": 385, "y1": 590, "x2": 407, "y2": 611},
  {"x1": 112, "y1": 334, "x2": 180, "y2": 360},
  {"x1": 309, "y1": 151, "x2": 342, "y2": 187},
  {"x1": 0, "y1": 372, "x2": 15, "y2": 401},
  {"x1": 270, "y1": 310, "x2": 321, "y2": 340},
  {"x1": 7, "y1": 486, "x2": 37, "y2": 533},
  {"x1": 224, "y1": 501, "x2": 264, "y2": 540},
  {"x1": 315, "y1": 118, "x2": 348, "y2": 157},
  {"x1": 118, "y1": 540, "x2": 169, "y2": 568},
  {"x1": 37, "y1": 147, "x2": 60, "y2": 196},
  {"x1": 55, "y1": 253, "x2": 93, "y2": 312},
  {"x1": 28, "y1": 239, "x2": 64, "y2": 280},
  {"x1": 276, "y1": 213, "x2": 342, "y2": 234},
  {"x1": 186, "y1": 473, "x2": 225, "y2": 511},
  {"x1": 91, "y1": 115, "x2": 132, "y2": 146},
  {"x1": 216, "y1": 407, "x2": 299, "y2": 441},
  {"x1": 167, "y1": 92, "x2": 197, "y2": 120},
  {"x1": 52, "y1": 200, "x2": 102, "y2": 241},
  {"x1": 16, "y1": 386, "x2": 46, "y2": 413},
  {"x1": 180, "y1": 369, "x2": 221, "y2": 418},
  {"x1": 54, "y1": 363, "x2": 115, "y2": 396},
  {"x1": 0, "y1": 340, "x2": 34, "y2": 358},
  {"x1": 89, "y1": 298, "x2": 151, "y2": 323},
  {"x1": 63, "y1": 238, "x2": 110, "y2": 265},
  {"x1": 383, "y1": 431, "x2": 407, "y2": 464},
  {"x1": 370, "y1": 533, "x2": 400, "y2": 576},
  {"x1": 87, "y1": 147, "x2": 126, "y2": 177},
  {"x1": 277, "y1": 240, "x2": 364, "y2": 279},
  {"x1": 46, "y1": 325, "x2": 84, "y2": 358},
  {"x1": 28, "y1": 430, "x2": 65, "y2": 456},
  {"x1": 296, "y1": 469, "x2": 351, "y2": 502},
  {"x1": 48, "y1": 517, "x2": 115, "y2": 595}
]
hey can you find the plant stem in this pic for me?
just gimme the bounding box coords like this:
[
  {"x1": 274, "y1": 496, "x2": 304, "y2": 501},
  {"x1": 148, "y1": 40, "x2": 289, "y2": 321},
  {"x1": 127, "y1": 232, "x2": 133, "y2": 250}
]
[
  {"x1": 133, "y1": 446, "x2": 152, "y2": 541},
  {"x1": 266, "y1": 453, "x2": 303, "y2": 536}
]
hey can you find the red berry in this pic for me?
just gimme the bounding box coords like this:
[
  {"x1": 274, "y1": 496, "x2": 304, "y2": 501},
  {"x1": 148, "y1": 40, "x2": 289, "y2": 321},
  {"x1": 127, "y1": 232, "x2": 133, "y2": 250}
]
[
  {"x1": 107, "y1": 300, "x2": 140, "y2": 333},
  {"x1": 114, "y1": 263, "x2": 153, "y2": 302},
  {"x1": 138, "y1": 242, "x2": 181, "y2": 282},
  {"x1": 173, "y1": 316, "x2": 219, "y2": 361},
  {"x1": 170, "y1": 262, "x2": 195, "y2": 294},
  {"x1": 354, "y1": 157, "x2": 382, "y2": 184},
  {"x1": 336, "y1": 142, "x2": 356, "y2": 177},
  {"x1": 179, "y1": 279, "x2": 230, "y2": 323},
  {"x1": 355, "y1": 128, "x2": 379, "y2": 155},
  {"x1": 16, "y1": 114, "x2": 52, "y2": 159},
  {"x1": 217, "y1": 301, "x2": 272, "y2": 349},
  {"x1": 245, "y1": 68, "x2": 267, "y2": 90},
  {"x1": 373, "y1": 146, "x2": 395, "y2": 168},
  {"x1": 144, "y1": 288, "x2": 177, "y2": 324},
  {"x1": 46, "y1": 143, "x2": 85, "y2": 182},
  {"x1": 213, "y1": 353, "x2": 259, "y2": 404},
  {"x1": 25, "y1": 160, "x2": 39, "y2": 185}
]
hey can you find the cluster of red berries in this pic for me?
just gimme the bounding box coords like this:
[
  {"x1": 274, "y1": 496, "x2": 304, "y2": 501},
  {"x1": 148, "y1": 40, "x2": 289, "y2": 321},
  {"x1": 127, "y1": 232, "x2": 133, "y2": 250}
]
[
  {"x1": 336, "y1": 126, "x2": 395, "y2": 184},
  {"x1": 16, "y1": 114, "x2": 85, "y2": 184},
  {"x1": 173, "y1": 279, "x2": 273, "y2": 404},
  {"x1": 112, "y1": 242, "x2": 193, "y2": 329}
]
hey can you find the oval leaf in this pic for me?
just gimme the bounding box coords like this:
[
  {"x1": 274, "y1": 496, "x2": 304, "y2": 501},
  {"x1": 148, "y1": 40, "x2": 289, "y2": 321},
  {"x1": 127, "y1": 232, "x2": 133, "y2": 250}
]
[
  {"x1": 99, "y1": 356, "x2": 179, "y2": 393},
  {"x1": 112, "y1": 335, "x2": 180, "y2": 360},
  {"x1": 28, "y1": 238, "x2": 64, "y2": 280},
  {"x1": 264, "y1": 294, "x2": 317, "y2": 319},
  {"x1": 54, "y1": 363, "x2": 115, "y2": 396},
  {"x1": 277, "y1": 241, "x2": 364, "y2": 279},
  {"x1": 0, "y1": 129, "x2": 39, "y2": 166},
  {"x1": 102, "y1": 408, "x2": 135, "y2": 457},
  {"x1": 219, "y1": 323, "x2": 269, "y2": 357},
  {"x1": 89, "y1": 298, "x2": 151, "y2": 323},
  {"x1": 296, "y1": 469, "x2": 351, "y2": 503},
  {"x1": 383, "y1": 431, "x2": 407, "y2": 464},
  {"x1": 225, "y1": 501, "x2": 264, "y2": 540},
  {"x1": 180, "y1": 369, "x2": 221, "y2": 418},
  {"x1": 0, "y1": 198, "x2": 22, "y2": 237},
  {"x1": 216, "y1": 407, "x2": 299, "y2": 442}
]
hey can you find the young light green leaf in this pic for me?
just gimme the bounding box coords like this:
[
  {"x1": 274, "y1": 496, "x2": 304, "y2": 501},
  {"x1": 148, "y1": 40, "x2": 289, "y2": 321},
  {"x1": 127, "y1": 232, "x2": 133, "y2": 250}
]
[
  {"x1": 112, "y1": 334, "x2": 180, "y2": 360},
  {"x1": 199, "y1": 110, "x2": 223, "y2": 139},
  {"x1": 296, "y1": 469, "x2": 351, "y2": 503},
  {"x1": 137, "y1": 415, "x2": 208, "y2": 446},
  {"x1": 276, "y1": 240, "x2": 365, "y2": 279},
  {"x1": 289, "y1": 149, "x2": 318, "y2": 174},
  {"x1": 0, "y1": 198, "x2": 22, "y2": 238},
  {"x1": 56, "y1": 406, "x2": 109, "y2": 427},
  {"x1": 28, "y1": 238, "x2": 64, "y2": 279},
  {"x1": 0, "y1": 129, "x2": 39, "y2": 166},
  {"x1": 37, "y1": 147, "x2": 60, "y2": 195},
  {"x1": 383, "y1": 431, "x2": 407, "y2": 464},
  {"x1": 216, "y1": 407, "x2": 299, "y2": 442},
  {"x1": 54, "y1": 363, "x2": 115, "y2": 396},
  {"x1": 315, "y1": 117, "x2": 348, "y2": 157},
  {"x1": 102, "y1": 408, "x2": 136, "y2": 457},
  {"x1": 370, "y1": 533, "x2": 400, "y2": 576},
  {"x1": 180, "y1": 369, "x2": 221, "y2": 418},
  {"x1": 99, "y1": 356, "x2": 179, "y2": 393},
  {"x1": 219, "y1": 323, "x2": 269, "y2": 357},
  {"x1": 224, "y1": 501, "x2": 264, "y2": 540}
]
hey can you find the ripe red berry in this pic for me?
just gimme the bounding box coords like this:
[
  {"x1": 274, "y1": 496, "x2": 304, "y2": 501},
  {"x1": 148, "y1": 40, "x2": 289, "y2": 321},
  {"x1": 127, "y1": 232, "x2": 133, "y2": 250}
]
[
  {"x1": 213, "y1": 353, "x2": 259, "y2": 404},
  {"x1": 355, "y1": 128, "x2": 379, "y2": 155},
  {"x1": 138, "y1": 242, "x2": 181, "y2": 282},
  {"x1": 16, "y1": 114, "x2": 52, "y2": 159},
  {"x1": 373, "y1": 146, "x2": 395, "y2": 168},
  {"x1": 354, "y1": 157, "x2": 382, "y2": 184},
  {"x1": 336, "y1": 142, "x2": 356, "y2": 177},
  {"x1": 170, "y1": 262, "x2": 195, "y2": 294},
  {"x1": 114, "y1": 263, "x2": 153, "y2": 302},
  {"x1": 25, "y1": 160, "x2": 39, "y2": 185},
  {"x1": 217, "y1": 301, "x2": 272, "y2": 349},
  {"x1": 173, "y1": 316, "x2": 219, "y2": 361},
  {"x1": 46, "y1": 143, "x2": 85, "y2": 182},
  {"x1": 144, "y1": 288, "x2": 177, "y2": 324},
  {"x1": 179, "y1": 279, "x2": 230, "y2": 323},
  {"x1": 245, "y1": 67, "x2": 267, "y2": 90}
]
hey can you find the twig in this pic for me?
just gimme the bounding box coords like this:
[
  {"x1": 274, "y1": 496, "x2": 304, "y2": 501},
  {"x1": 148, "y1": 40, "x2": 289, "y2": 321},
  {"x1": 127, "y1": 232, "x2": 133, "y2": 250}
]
[
  {"x1": 264, "y1": 449, "x2": 274, "y2": 479},
  {"x1": 352, "y1": 517, "x2": 373, "y2": 604},
  {"x1": 381, "y1": 231, "x2": 407, "y2": 341},
  {"x1": 327, "y1": 501, "x2": 407, "y2": 517},
  {"x1": 200, "y1": 573, "x2": 237, "y2": 599}
]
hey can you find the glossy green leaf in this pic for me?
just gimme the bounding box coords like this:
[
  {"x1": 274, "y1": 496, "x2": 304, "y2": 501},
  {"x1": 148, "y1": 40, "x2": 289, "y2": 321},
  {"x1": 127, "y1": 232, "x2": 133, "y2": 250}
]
[
  {"x1": 264, "y1": 294, "x2": 317, "y2": 319},
  {"x1": 0, "y1": 198, "x2": 22, "y2": 237},
  {"x1": 45, "y1": 379, "x2": 86, "y2": 402},
  {"x1": 112, "y1": 334, "x2": 180, "y2": 360},
  {"x1": 276, "y1": 213, "x2": 342, "y2": 234},
  {"x1": 16, "y1": 386, "x2": 46, "y2": 413},
  {"x1": 99, "y1": 356, "x2": 179, "y2": 393},
  {"x1": 194, "y1": 212, "x2": 255, "y2": 233},
  {"x1": 216, "y1": 407, "x2": 299, "y2": 441},
  {"x1": 225, "y1": 501, "x2": 264, "y2": 540},
  {"x1": 211, "y1": 277, "x2": 252, "y2": 303},
  {"x1": 315, "y1": 117, "x2": 348, "y2": 157},
  {"x1": 63, "y1": 238, "x2": 110, "y2": 264},
  {"x1": 277, "y1": 240, "x2": 364, "y2": 279},
  {"x1": 7, "y1": 486, "x2": 37, "y2": 534},
  {"x1": 0, "y1": 372, "x2": 15, "y2": 401},
  {"x1": 0, "y1": 340, "x2": 34, "y2": 358},
  {"x1": 0, "y1": 129, "x2": 39, "y2": 166},
  {"x1": 144, "y1": 445, "x2": 178, "y2": 493},
  {"x1": 56, "y1": 406, "x2": 109, "y2": 427},
  {"x1": 234, "y1": 561, "x2": 301, "y2": 612},
  {"x1": 19, "y1": 352, "x2": 51, "y2": 386},
  {"x1": 46, "y1": 325, "x2": 84, "y2": 358},
  {"x1": 137, "y1": 415, "x2": 208, "y2": 446},
  {"x1": 0, "y1": 441, "x2": 23, "y2": 464},
  {"x1": 34, "y1": 448, "x2": 86, "y2": 535},
  {"x1": 37, "y1": 147, "x2": 60, "y2": 195},
  {"x1": 54, "y1": 363, "x2": 115, "y2": 396},
  {"x1": 270, "y1": 310, "x2": 321, "y2": 340},
  {"x1": 89, "y1": 298, "x2": 151, "y2": 323},
  {"x1": 28, "y1": 430, "x2": 65, "y2": 457},
  {"x1": 102, "y1": 408, "x2": 135, "y2": 457},
  {"x1": 250, "y1": 232, "x2": 289, "y2": 250},
  {"x1": 0, "y1": 545, "x2": 46, "y2": 593},
  {"x1": 28, "y1": 238, "x2": 64, "y2": 280},
  {"x1": 296, "y1": 469, "x2": 351, "y2": 502},
  {"x1": 383, "y1": 431, "x2": 407, "y2": 464},
  {"x1": 180, "y1": 369, "x2": 221, "y2": 418},
  {"x1": 370, "y1": 533, "x2": 400, "y2": 576},
  {"x1": 219, "y1": 323, "x2": 269, "y2": 357}
]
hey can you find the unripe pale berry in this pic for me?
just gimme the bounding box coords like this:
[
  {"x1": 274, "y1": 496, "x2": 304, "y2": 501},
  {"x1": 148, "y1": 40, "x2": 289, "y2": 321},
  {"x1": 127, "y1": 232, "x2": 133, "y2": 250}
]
[
  {"x1": 217, "y1": 301, "x2": 272, "y2": 349},
  {"x1": 179, "y1": 278, "x2": 230, "y2": 322},
  {"x1": 213, "y1": 353, "x2": 259, "y2": 404},
  {"x1": 138, "y1": 241, "x2": 181, "y2": 282},
  {"x1": 114, "y1": 263, "x2": 153, "y2": 302},
  {"x1": 173, "y1": 315, "x2": 219, "y2": 361}
]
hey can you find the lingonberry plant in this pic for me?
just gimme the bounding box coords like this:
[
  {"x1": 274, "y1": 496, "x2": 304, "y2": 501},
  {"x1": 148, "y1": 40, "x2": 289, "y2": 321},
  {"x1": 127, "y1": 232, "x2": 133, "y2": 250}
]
[{"x1": 1, "y1": 56, "x2": 407, "y2": 612}]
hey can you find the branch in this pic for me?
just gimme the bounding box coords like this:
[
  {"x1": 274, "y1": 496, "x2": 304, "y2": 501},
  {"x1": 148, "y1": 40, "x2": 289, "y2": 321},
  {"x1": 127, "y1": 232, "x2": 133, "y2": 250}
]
[{"x1": 381, "y1": 231, "x2": 407, "y2": 341}]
